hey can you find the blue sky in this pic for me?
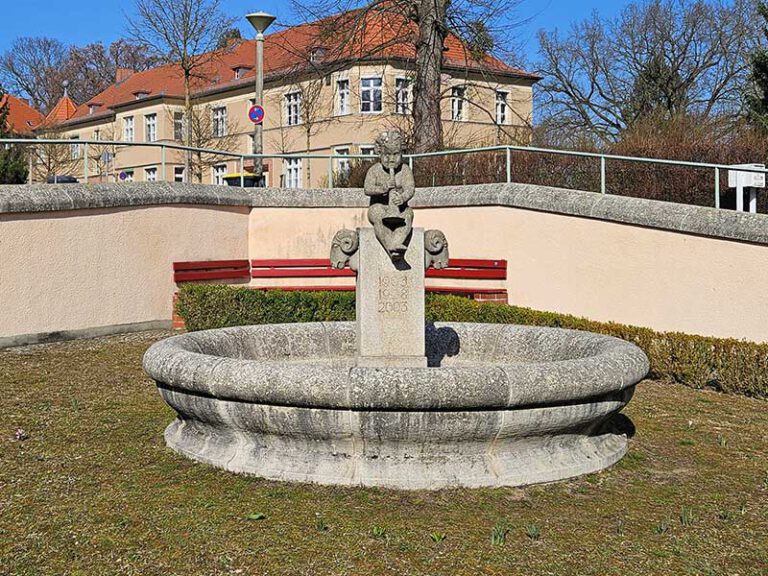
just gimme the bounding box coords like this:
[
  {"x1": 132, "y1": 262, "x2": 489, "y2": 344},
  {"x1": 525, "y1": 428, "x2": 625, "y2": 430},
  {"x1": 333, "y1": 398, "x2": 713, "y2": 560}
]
[{"x1": 0, "y1": 0, "x2": 630, "y2": 63}]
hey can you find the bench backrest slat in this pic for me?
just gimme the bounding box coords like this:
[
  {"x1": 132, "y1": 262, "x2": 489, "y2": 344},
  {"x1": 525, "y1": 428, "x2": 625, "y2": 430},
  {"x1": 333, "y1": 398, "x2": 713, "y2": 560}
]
[{"x1": 174, "y1": 257, "x2": 507, "y2": 283}]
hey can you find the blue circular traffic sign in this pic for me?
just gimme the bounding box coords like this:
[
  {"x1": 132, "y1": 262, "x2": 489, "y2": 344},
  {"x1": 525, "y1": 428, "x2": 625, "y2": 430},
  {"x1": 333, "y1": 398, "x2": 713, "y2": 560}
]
[{"x1": 249, "y1": 104, "x2": 265, "y2": 124}]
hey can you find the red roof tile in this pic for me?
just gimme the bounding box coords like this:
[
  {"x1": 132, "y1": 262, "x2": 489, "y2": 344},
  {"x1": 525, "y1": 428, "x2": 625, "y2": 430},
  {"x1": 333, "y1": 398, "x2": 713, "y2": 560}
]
[
  {"x1": 1, "y1": 94, "x2": 44, "y2": 134},
  {"x1": 59, "y1": 10, "x2": 538, "y2": 126}
]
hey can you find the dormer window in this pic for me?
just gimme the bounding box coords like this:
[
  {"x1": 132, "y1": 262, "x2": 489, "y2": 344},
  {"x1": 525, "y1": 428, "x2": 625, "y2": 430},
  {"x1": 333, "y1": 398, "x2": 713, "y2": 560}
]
[
  {"x1": 232, "y1": 65, "x2": 252, "y2": 80},
  {"x1": 88, "y1": 103, "x2": 102, "y2": 115},
  {"x1": 133, "y1": 91, "x2": 150, "y2": 100},
  {"x1": 310, "y1": 47, "x2": 327, "y2": 63}
]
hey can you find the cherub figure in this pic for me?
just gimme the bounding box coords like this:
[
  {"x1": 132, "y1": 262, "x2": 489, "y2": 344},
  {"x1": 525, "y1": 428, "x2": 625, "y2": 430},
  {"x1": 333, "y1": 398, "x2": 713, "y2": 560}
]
[{"x1": 364, "y1": 130, "x2": 415, "y2": 259}]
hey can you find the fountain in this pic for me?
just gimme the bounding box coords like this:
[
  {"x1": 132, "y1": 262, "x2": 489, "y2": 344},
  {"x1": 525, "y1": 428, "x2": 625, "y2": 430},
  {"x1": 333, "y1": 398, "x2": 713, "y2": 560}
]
[{"x1": 144, "y1": 131, "x2": 649, "y2": 490}]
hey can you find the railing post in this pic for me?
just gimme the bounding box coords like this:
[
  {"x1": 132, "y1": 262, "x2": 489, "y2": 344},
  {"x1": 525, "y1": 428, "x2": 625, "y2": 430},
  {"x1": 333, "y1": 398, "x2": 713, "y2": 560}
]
[
  {"x1": 505, "y1": 147, "x2": 511, "y2": 183},
  {"x1": 715, "y1": 167, "x2": 720, "y2": 209},
  {"x1": 409, "y1": 156, "x2": 413, "y2": 171},
  {"x1": 161, "y1": 145, "x2": 166, "y2": 182},
  {"x1": 28, "y1": 145, "x2": 33, "y2": 185},
  {"x1": 600, "y1": 155, "x2": 606, "y2": 194},
  {"x1": 328, "y1": 156, "x2": 334, "y2": 189},
  {"x1": 240, "y1": 156, "x2": 245, "y2": 187},
  {"x1": 84, "y1": 142, "x2": 89, "y2": 184}
]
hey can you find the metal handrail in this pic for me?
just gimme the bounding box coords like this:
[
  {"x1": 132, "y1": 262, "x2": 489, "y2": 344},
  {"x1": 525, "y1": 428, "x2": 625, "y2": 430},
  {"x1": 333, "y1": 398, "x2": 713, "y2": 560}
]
[{"x1": 3, "y1": 137, "x2": 766, "y2": 210}]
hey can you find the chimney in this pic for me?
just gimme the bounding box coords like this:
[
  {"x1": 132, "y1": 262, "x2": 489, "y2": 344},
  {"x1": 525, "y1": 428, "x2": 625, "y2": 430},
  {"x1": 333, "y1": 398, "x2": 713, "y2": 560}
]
[{"x1": 116, "y1": 68, "x2": 135, "y2": 84}]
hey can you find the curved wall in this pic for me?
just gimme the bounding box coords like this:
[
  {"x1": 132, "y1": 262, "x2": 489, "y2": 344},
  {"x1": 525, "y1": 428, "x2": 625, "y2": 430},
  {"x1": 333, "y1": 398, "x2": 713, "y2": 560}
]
[{"x1": 2, "y1": 181, "x2": 767, "y2": 345}]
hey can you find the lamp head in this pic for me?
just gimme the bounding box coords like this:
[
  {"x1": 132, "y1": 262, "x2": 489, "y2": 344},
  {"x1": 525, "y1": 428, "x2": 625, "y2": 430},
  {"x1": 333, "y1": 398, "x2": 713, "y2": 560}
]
[{"x1": 246, "y1": 12, "x2": 276, "y2": 34}]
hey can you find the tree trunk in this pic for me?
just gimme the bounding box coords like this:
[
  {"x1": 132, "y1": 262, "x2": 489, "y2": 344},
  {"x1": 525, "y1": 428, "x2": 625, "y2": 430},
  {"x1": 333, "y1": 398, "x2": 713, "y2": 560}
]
[
  {"x1": 184, "y1": 70, "x2": 192, "y2": 183},
  {"x1": 412, "y1": 0, "x2": 448, "y2": 153}
]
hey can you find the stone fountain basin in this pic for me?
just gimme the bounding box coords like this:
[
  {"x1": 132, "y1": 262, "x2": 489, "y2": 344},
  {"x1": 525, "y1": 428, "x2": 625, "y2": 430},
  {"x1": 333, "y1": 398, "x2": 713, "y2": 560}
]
[{"x1": 144, "y1": 322, "x2": 649, "y2": 489}]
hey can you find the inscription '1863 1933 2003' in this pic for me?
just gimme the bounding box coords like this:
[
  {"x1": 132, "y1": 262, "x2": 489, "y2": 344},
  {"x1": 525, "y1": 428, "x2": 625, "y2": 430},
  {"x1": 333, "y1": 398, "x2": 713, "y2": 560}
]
[{"x1": 378, "y1": 274, "x2": 409, "y2": 314}]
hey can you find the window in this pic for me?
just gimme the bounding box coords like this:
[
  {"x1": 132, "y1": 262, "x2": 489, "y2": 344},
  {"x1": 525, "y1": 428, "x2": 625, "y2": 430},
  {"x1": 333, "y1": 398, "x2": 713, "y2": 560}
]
[
  {"x1": 212, "y1": 106, "x2": 227, "y2": 137},
  {"x1": 451, "y1": 87, "x2": 466, "y2": 121},
  {"x1": 395, "y1": 78, "x2": 411, "y2": 114},
  {"x1": 212, "y1": 164, "x2": 227, "y2": 185},
  {"x1": 174, "y1": 166, "x2": 185, "y2": 183},
  {"x1": 337, "y1": 79, "x2": 350, "y2": 115},
  {"x1": 123, "y1": 116, "x2": 134, "y2": 142},
  {"x1": 285, "y1": 92, "x2": 302, "y2": 126},
  {"x1": 335, "y1": 147, "x2": 350, "y2": 176},
  {"x1": 145, "y1": 167, "x2": 157, "y2": 182},
  {"x1": 361, "y1": 77, "x2": 382, "y2": 113},
  {"x1": 174, "y1": 112, "x2": 184, "y2": 141},
  {"x1": 360, "y1": 145, "x2": 376, "y2": 156},
  {"x1": 122, "y1": 170, "x2": 134, "y2": 182},
  {"x1": 70, "y1": 137, "x2": 80, "y2": 160},
  {"x1": 495, "y1": 91, "x2": 508, "y2": 125},
  {"x1": 284, "y1": 158, "x2": 302, "y2": 188},
  {"x1": 145, "y1": 113, "x2": 157, "y2": 142}
]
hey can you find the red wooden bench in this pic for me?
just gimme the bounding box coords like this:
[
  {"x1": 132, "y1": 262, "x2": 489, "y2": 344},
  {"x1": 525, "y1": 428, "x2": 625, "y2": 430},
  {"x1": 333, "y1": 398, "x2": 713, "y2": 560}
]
[
  {"x1": 172, "y1": 257, "x2": 508, "y2": 328},
  {"x1": 248, "y1": 258, "x2": 507, "y2": 299}
]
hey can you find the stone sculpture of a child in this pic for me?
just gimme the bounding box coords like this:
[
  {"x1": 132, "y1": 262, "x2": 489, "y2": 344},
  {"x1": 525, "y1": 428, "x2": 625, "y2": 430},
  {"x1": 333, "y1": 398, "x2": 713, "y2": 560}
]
[{"x1": 364, "y1": 130, "x2": 415, "y2": 260}]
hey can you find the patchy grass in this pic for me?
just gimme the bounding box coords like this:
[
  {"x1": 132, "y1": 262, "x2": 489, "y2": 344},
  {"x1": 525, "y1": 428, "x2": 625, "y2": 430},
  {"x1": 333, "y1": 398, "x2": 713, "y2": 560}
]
[{"x1": 1, "y1": 332, "x2": 767, "y2": 575}]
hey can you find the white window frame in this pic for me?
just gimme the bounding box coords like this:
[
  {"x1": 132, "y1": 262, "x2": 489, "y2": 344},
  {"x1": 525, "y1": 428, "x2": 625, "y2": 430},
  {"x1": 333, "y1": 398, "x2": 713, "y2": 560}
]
[
  {"x1": 451, "y1": 87, "x2": 466, "y2": 122},
  {"x1": 212, "y1": 106, "x2": 227, "y2": 138},
  {"x1": 395, "y1": 77, "x2": 411, "y2": 115},
  {"x1": 145, "y1": 166, "x2": 158, "y2": 182},
  {"x1": 123, "y1": 170, "x2": 134, "y2": 182},
  {"x1": 495, "y1": 90, "x2": 509, "y2": 125},
  {"x1": 70, "y1": 136, "x2": 80, "y2": 160},
  {"x1": 285, "y1": 91, "x2": 302, "y2": 126},
  {"x1": 212, "y1": 164, "x2": 227, "y2": 185},
  {"x1": 145, "y1": 113, "x2": 158, "y2": 143},
  {"x1": 337, "y1": 78, "x2": 350, "y2": 115},
  {"x1": 174, "y1": 166, "x2": 185, "y2": 183},
  {"x1": 360, "y1": 145, "x2": 376, "y2": 156},
  {"x1": 360, "y1": 76, "x2": 383, "y2": 113},
  {"x1": 173, "y1": 111, "x2": 184, "y2": 141},
  {"x1": 284, "y1": 158, "x2": 302, "y2": 189},
  {"x1": 335, "y1": 147, "x2": 351, "y2": 176},
  {"x1": 123, "y1": 116, "x2": 134, "y2": 142}
]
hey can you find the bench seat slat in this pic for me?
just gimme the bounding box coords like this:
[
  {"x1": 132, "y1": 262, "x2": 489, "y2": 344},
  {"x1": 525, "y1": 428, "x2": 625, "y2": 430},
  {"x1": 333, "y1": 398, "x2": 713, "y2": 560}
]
[
  {"x1": 251, "y1": 268, "x2": 356, "y2": 278},
  {"x1": 175, "y1": 269, "x2": 251, "y2": 282},
  {"x1": 427, "y1": 269, "x2": 507, "y2": 280}
]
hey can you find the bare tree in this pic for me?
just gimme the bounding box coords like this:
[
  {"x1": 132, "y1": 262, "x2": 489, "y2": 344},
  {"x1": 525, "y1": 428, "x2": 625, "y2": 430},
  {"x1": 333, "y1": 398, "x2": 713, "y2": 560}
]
[
  {"x1": 0, "y1": 37, "x2": 68, "y2": 113},
  {"x1": 31, "y1": 131, "x2": 81, "y2": 182},
  {"x1": 62, "y1": 40, "x2": 160, "y2": 105},
  {"x1": 287, "y1": 0, "x2": 526, "y2": 152},
  {"x1": 0, "y1": 38, "x2": 158, "y2": 113},
  {"x1": 179, "y1": 102, "x2": 243, "y2": 183},
  {"x1": 128, "y1": 0, "x2": 235, "y2": 180},
  {"x1": 537, "y1": 0, "x2": 758, "y2": 144}
]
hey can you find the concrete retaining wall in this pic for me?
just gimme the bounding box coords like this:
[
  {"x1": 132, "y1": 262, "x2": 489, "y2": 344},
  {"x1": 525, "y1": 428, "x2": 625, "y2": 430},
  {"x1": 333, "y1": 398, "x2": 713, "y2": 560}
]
[{"x1": 2, "y1": 181, "x2": 767, "y2": 346}]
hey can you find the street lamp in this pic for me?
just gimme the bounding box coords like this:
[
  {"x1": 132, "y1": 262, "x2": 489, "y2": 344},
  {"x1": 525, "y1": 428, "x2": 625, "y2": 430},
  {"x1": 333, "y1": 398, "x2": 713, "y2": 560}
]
[{"x1": 246, "y1": 11, "x2": 276, "y2": 183}]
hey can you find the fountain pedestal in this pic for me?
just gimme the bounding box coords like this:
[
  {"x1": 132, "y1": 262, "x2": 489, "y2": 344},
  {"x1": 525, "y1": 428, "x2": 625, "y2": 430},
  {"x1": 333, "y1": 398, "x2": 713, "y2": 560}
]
[{"x1": 356, "y1": 228, "x2": 427, "y2": 368}]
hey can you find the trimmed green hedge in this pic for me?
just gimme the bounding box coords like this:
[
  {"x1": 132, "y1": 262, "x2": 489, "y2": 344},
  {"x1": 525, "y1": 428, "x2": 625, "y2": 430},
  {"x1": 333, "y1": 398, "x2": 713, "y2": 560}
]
[{"x1": 176, "y1": 284, "x2": 768, "y2": 399}]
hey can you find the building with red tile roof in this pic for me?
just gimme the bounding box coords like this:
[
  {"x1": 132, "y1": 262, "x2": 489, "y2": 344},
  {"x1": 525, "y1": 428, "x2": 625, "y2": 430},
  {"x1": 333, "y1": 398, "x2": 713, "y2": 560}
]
[
  {"x1": 40, "y1": 8, "x2": 539, "y2": 186},
  {"x1": 1, "y1": 94, "x2": 44, "y2": 134}
]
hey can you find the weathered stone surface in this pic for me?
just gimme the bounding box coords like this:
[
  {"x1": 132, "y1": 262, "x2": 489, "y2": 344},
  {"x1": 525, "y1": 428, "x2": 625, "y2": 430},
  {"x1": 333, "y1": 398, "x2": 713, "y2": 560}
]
[
  {"x1": 356, "y1": 228, "x2": 426, "y2": 367},
  {"x1": 143, "y1": 322, "x2": 649, "y2": 489},
  {"x1": 5, "y1": 181, "x2": 768, "y2": 246}
]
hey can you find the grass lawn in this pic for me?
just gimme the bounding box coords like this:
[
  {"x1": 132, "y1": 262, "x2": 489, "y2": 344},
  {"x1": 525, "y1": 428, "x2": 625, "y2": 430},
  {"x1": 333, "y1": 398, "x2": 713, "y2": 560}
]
[{"x1": 1, "y1": 331, "x2": 767, "y2": 575}]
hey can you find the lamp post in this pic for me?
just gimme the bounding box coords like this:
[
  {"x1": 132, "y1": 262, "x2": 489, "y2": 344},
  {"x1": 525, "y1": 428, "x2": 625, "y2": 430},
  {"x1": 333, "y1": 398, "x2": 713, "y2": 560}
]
[{"x1": 246, "y1": 11, "x2": 276, "y2": 184}]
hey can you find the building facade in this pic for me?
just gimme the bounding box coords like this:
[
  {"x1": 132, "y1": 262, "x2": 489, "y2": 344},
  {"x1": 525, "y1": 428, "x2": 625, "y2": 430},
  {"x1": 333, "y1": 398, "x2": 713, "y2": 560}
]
[{"x1": 41, "y1": 14, "x2": 539, "y2": 187}]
